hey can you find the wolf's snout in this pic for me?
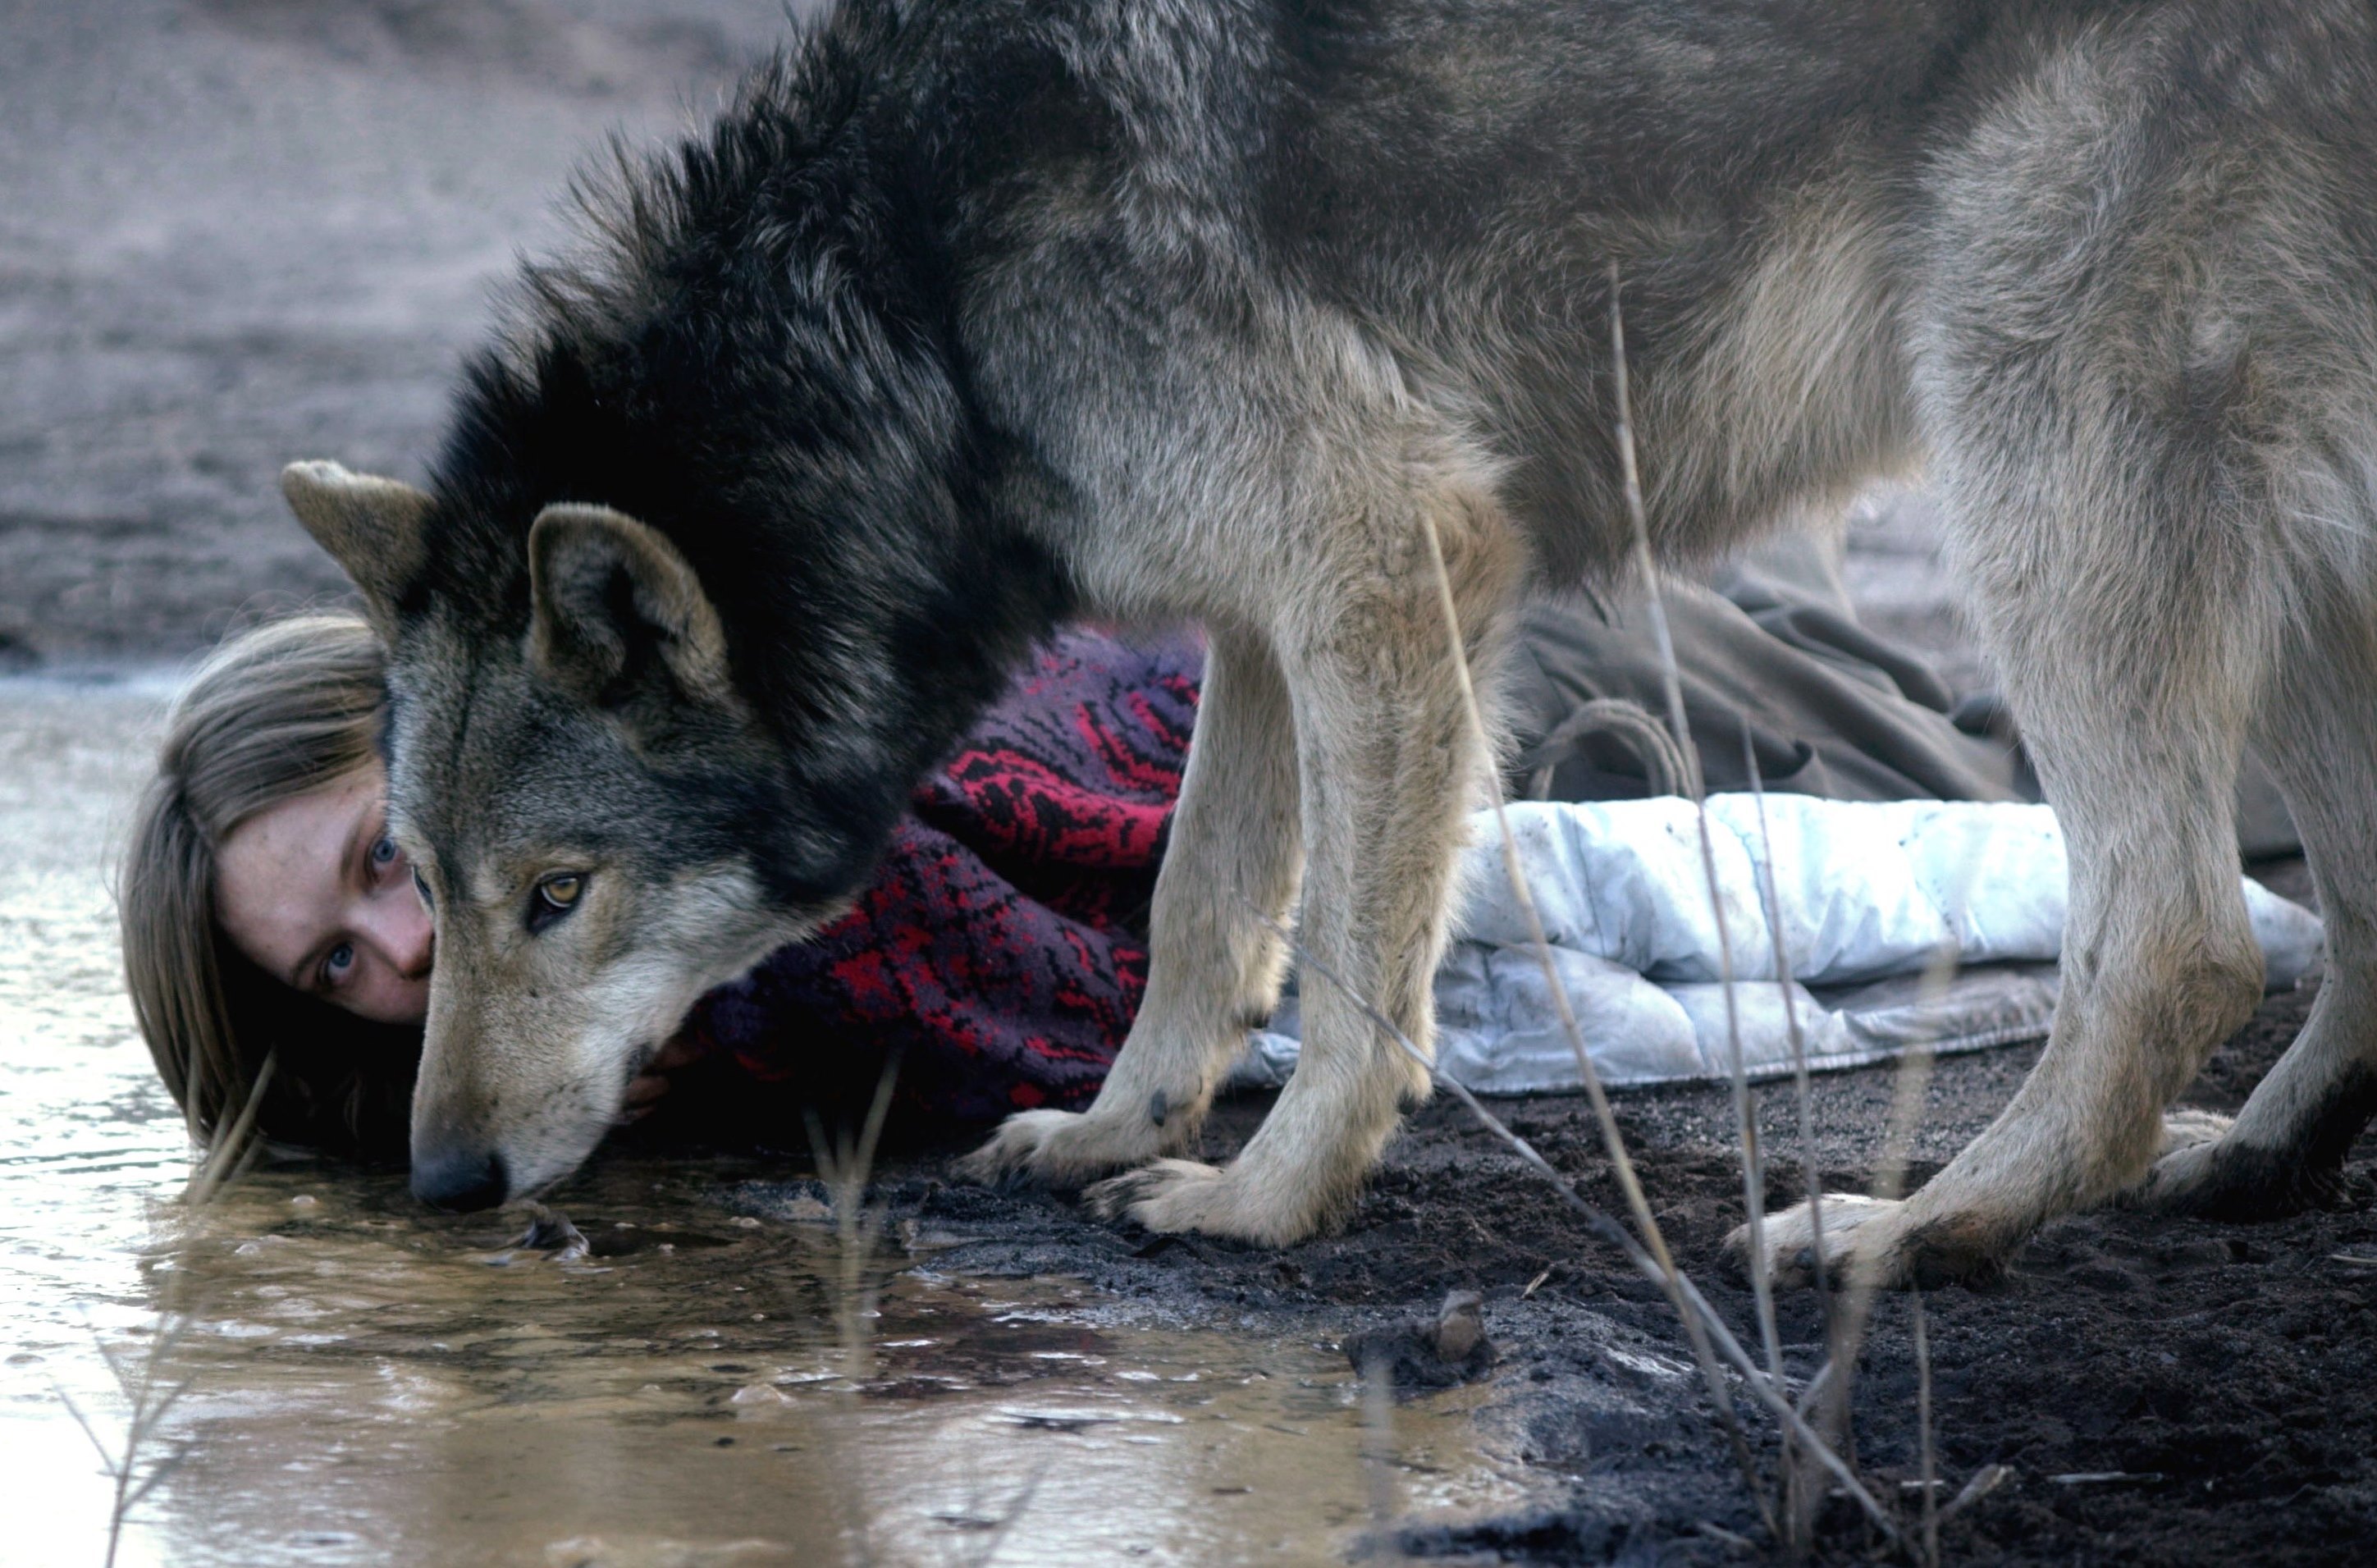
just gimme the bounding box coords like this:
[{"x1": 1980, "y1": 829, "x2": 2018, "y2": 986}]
[{"x1": 412, "y1": 1145, "x2": 510, "y2": 1213}]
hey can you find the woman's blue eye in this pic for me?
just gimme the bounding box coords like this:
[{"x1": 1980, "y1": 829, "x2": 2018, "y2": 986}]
[
  {"x1": 372, "y1": 834, "x2": 398, "y2": 867},
  {"x1": 325, "y1": 943, "x2": 355, "y2": 980}
]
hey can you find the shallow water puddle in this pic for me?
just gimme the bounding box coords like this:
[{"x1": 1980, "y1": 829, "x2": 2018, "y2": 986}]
[
  {"x1": 1, "y1": 679, "x2": 1522, "y2": 1564},
  {"x1": 89, "y1": 1175, "x2": 1522, "y2": 1565}
]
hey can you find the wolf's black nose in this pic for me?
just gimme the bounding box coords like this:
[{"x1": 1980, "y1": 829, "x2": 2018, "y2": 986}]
[{"x1": 412, "y1": 1148, "x2": 509, "y2": 1212}]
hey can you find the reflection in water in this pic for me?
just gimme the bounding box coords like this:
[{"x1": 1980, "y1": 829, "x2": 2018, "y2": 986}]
[
  {"x1": 1, "y1": 679, "x2": 1522, "y2": 1565},
  {"x1": 133, "y1": 1170, "x2": 1514, "y2": 1566}
]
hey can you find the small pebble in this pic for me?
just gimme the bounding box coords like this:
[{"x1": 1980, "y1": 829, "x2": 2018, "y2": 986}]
[{"x1": 1433, "y1": 1290, "x2": 1485, "y2": 1363}]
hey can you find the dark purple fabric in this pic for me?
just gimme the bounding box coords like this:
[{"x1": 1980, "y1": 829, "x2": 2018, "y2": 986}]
[{"x1": 681, "y1": 629, "x2": 1201, "y2": 1124}]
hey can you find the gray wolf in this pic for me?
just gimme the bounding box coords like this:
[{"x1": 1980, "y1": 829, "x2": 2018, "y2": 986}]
[{"x1": 286, "y1": 0, "x2": 2377, "y2": 1287}]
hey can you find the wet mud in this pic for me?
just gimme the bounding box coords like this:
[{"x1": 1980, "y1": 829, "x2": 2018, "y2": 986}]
[
  {"x1": 701, "y1": 935, "x2": 2377, "y2": 1566},
  {"x1": 108, "y1": 1163, "x2": 1546, "y2": 1566},
  {"x1": 2, "y1": 683, "x2": 1550, "y2": 1567}
]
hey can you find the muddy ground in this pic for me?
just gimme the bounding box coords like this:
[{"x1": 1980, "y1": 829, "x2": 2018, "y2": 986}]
[
  {"x1": 13, "y1": 5, "x2": 2377, "y2": 1565},
  {"x1": 680, "y1": 923, "x2": 2377, "y2": 1567}
]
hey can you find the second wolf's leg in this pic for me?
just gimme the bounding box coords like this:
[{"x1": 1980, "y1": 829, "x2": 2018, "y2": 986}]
[
  {"x1": 2135, "y1": 605, "x2": 2377, "y2": 1216},
  {"x1": 1088, "y1": 457, "x2": 1522, "y2": 1244},
  {"x1": 958, "y1": 625, "x2": 1302, "y2": 1185}
]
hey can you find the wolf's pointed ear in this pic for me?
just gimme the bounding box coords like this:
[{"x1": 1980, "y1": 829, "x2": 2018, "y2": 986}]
[
  {"x1": 526, "y1": 503, "x2": 739, "y2": 716},
  {"x1": 281, "y1": 461, "x2": 434, "y2": 637}
]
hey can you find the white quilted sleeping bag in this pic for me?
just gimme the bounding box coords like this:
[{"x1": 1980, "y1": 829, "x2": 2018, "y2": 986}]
[{"x1": 1232, "y1": 796, "x2": 2324, "y2": 1095}]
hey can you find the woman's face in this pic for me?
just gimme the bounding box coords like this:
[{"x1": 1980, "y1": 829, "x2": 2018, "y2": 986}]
[{"x1": 215, "y1": 760, "x2": 432, "y2": 1026}]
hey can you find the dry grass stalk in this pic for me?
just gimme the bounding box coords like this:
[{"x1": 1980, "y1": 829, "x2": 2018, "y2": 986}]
[
  {"x1": 183, "y1": 1053, "x2": 274, "y2": 1206},
  {"x1": 1601, "y1": 264, "x2": 1787, "y2": 1422},
  {"x1": 1739, "y1": 734, "x2": 1833, "y2": 1329},
  {"x1": 1790, "y1": 851, "x2": 1975, "y2": 1556},
  {"x1": 57, "y1": 1317, "x2": 193, "y2": 1568},
  {"x1": 1740, "y1": 734, "x2": 1840, "y2": 1551},
  {"x1": 1414, "y1": 513, "x2": 1771, "y2": 1525},
  {"x1": 1395, "y1": 265, "x2": 1940, "y2": 1546},
  {"x1": 802, "y1": 1058, "x2": 903, "y2": 1568},
  {"x1": 1360, "y1": 1355, "x2": 1401, "y2": 1553},
  {"x1": 68, "y1": 1045, "x2": 283, "y2": 1564},
  {"x1": 1816, "y1": 944, "x2": 1951, "y2": 1414},
  {"x1": 1938, "y1": 1463, "x2": 2010, "y2": 1522},
  {"x1": 1913, "y1": 1288, "x2": 1940, "y2": 1568},
  {"x1": 803, "y1": 1055, "x2": 903, "y2": 1382},
  {"x1": 934, "y1": 1459, "x2": 1052, "y2": 1568}
]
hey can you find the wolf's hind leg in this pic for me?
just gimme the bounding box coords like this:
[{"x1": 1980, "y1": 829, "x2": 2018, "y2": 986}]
[
  {"x1": 2136, "y1": 596, "x2": 2377, "y2": 1217},
  {"x1": 958, "y1": 626, "x2": 1302, "y2": 1187},
  {"x1": 1090, "y1": 459, "x2": 1522, "y2": 1244},
  {"x1": 1743, "y1": 363, "x2": 2274, "y2": 1288},
  {"x1": 1745, "y1": 637, "x2": 2268, "y2": 1286}
]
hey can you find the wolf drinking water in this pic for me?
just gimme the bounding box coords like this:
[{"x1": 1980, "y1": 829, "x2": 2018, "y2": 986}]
[{"x1": 288, "y1": 0, "x2": 2377, "y2": 1287}]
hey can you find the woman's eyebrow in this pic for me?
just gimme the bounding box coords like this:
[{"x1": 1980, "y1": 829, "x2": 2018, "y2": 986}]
[{"x1": 342, "y1": 807, "x2": 376, "y2": 889}]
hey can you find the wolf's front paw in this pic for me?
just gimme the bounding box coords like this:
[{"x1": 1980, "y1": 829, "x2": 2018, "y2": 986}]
[
  {"x1": 1730, "y1": 1194, "x2": 1904, "y2": 1289},
  {"x1": 1084, "y1": 1159, "x2": 1318, "y2": 1247},
  {"x1": 1732, "y1": 1193, "x2": 2010, "y2": 1291},
  {"x1": 955, "y1": 1108, "x2": 1173, "y2": 1191}
]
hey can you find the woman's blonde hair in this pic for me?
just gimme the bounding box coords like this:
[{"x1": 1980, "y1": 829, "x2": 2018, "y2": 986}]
[{"x1": 120, "y1": 610, "x2": 420, "y2": 1156}]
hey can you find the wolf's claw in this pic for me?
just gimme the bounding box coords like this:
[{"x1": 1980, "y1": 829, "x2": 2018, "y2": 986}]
[
  {"x1": 956, "y1": 1106, "x2": 1181, "y2": 1191},
  {"x1": 1734, "y1": 1192, "x2": 2016, "y2": 1290},
  {"x1": 1731, "y1": 1194, "x2": 1916, "y2": 1290},
  {"x1": 1084, "y1": 1158, "x2": 1305, "y2": 1246}
]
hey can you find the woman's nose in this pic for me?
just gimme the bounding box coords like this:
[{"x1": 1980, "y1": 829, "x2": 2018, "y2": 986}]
[{"x1": 367, "y1": 893, "x2": 437, "y2": 980}]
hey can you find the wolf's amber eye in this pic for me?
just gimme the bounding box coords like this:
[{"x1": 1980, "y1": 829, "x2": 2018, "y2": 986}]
[{"x1": 528, "y1": 872, "x2": 587, "y2": 934}]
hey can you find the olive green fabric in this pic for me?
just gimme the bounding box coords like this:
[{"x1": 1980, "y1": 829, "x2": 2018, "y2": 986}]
[{"x1": 1506, "y1": 533, "x2": 2300, "y2": 858}]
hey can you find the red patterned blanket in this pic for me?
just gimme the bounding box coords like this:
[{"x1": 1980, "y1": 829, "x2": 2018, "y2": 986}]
[{"x1": 681, "y1": 629, "x2": 1200, "y2": 1124}]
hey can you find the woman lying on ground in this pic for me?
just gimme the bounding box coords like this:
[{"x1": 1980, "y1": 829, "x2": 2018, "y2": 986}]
[
  {"x1": 122, "y1": 609, "x2": 1196, "y2": 1159},
  {"x1": 122, "y1": 529, "x2": 2066, "y2": 1165}
]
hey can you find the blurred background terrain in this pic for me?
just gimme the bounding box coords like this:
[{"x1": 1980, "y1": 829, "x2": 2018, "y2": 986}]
[{"x1": 0, "y1": 0, "x2": 799, "y2": 665}]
